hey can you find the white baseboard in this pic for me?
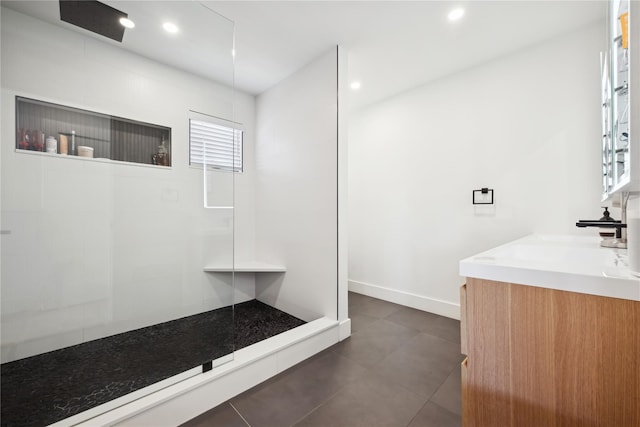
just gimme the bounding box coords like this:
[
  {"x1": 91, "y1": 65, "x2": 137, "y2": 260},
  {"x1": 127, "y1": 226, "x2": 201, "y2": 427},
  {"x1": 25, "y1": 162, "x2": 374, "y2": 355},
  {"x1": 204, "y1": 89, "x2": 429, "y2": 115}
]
[
  {"x1": 71, "y1": 318, "x2": 339, "y2": 427},
  {"x1": 348, "y1": 280, "x2": 460, "y2": 320}
]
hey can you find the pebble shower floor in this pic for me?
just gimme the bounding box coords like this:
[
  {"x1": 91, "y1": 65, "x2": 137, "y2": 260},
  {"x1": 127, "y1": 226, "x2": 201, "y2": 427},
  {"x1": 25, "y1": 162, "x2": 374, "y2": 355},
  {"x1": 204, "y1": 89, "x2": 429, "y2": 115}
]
[{"x1": 1, "y1": 300, "x2": 305, "y2": 427}]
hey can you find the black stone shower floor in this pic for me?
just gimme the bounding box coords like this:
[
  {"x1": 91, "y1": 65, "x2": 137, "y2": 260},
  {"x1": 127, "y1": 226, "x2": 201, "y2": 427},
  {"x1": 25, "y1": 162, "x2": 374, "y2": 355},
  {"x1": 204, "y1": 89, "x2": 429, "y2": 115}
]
[{"x1": 0, "y1": 300, "x2": 305, "y2": 427}]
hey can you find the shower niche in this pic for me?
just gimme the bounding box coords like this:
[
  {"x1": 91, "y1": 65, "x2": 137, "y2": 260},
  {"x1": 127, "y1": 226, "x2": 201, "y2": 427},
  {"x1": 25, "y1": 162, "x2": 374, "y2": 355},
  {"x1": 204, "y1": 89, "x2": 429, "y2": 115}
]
[{"x1": 15, "y1": 96, "x2": 172, "y2": 167}]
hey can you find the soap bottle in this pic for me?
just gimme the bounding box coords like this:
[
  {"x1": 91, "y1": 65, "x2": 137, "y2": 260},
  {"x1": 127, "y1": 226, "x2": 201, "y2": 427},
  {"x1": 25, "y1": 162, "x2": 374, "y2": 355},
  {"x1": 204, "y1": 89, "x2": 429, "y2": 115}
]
[{"x1": 599, "y1": 207, "x2": 616, "y2": 239}]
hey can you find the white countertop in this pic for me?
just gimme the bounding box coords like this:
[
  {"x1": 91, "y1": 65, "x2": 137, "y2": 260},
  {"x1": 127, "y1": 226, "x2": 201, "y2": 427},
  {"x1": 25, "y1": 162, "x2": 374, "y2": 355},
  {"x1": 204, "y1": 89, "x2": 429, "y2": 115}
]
[{"x1": 459, "y1": 234, "x2": 640, "y2": 301}]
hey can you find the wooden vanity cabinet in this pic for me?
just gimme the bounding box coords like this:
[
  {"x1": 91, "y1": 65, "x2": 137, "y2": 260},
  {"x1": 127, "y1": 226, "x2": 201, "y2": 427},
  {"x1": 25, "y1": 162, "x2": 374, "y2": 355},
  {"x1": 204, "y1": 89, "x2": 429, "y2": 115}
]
[{"x1": 460, "y1": 278, "x2": 640, "y2": 427}]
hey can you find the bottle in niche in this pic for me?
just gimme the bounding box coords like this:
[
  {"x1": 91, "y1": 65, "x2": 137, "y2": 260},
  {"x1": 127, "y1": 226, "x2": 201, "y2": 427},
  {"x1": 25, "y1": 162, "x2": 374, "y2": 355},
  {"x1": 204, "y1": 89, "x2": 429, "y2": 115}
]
[
  {"x1": 152, "y1": 136, "x2": 170, "y2": 166},
  {"x1": 46, "y1": 136, "x2": 57, "y2": 153},
  {"x1": 70, "y1": 130, "x2": 76, "y2": 155},
  {"x1": 17, "y1": 128, "x2": 29, "y2": 150},
  {"x1": 31, "y1": 130, "x2": 43, "y2": 151},
  {"x1": 59, "y1": 133, "x2": 68, "y2": 155},
  {"x1": 24, "y1": 130, "x2": 31, "y2": 150}
]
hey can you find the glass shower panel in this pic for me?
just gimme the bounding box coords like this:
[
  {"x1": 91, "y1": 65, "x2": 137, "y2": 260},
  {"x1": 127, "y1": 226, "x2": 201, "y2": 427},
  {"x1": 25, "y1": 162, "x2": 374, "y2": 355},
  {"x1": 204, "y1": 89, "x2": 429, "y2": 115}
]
[
  {"x1": 197, "y1": 1, "x2": 237, "y2": 366},
  {"x1": 0, "y1": 1, "x2": 235, "y2": 425}
]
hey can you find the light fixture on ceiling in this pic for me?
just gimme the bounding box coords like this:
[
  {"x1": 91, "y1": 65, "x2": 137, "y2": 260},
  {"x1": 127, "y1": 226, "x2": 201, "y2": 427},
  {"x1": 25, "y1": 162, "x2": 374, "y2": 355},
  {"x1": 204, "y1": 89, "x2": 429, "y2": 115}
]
[
  {"x1": 448, "y1": 8, "x2": 465, "y2": 21},
  {"x1": 163, "y1": 22, "x2": 179, "y2": 34},
  {"x1": 119, "y1": 17, "x2": 135, "y2": 29},
  {"x1": 350, "y1": 81, "x2": 361, "y2": 90}
]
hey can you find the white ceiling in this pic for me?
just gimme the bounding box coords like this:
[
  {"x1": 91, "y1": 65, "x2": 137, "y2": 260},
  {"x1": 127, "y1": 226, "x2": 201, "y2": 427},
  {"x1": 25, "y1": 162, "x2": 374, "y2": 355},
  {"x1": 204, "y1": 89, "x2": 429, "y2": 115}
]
[
  {"x1": 2, "y1": 1, "x2": 605, "y2": 110},
  {"x1": 210, "y1": 0, "x2": 605, "y2": 109}
]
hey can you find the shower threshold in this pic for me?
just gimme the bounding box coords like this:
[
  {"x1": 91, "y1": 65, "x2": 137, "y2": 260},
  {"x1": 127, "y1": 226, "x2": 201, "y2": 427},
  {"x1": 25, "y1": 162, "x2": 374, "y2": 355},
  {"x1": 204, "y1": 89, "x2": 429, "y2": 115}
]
[{"x1": 0, "y1": 300, "x2": 305, "y2": 427}]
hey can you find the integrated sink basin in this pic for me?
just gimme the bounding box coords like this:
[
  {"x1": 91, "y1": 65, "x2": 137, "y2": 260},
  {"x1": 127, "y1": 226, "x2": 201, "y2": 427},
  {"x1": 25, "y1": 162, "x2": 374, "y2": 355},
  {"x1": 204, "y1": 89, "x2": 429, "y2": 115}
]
[{"x1": 460, "y1": 234, "x2": 640, "y2": 301}]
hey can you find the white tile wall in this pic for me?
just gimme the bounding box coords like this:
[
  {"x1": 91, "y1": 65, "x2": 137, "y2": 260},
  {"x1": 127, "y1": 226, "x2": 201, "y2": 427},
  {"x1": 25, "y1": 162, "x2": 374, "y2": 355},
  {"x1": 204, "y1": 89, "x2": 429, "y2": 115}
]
[
  {"x1": 254, "y1": 47, "x2": 340, "y2": 322},
  {"x1": 1, "y1": 7, "x2": 256, "y2": 362}
]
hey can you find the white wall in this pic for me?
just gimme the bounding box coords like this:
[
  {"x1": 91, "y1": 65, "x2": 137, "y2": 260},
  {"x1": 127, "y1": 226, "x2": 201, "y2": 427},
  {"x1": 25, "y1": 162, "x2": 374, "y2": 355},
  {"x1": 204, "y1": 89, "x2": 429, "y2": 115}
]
[
  {"x1": 254, "y1": 47, "x2": 340, "y2": 322},
  {"x1": 0, "y1": 8, "x2": 256, "y2": 362},
  {"x1": 348, "y1": 23, "x2": 605, "y2": 319}
]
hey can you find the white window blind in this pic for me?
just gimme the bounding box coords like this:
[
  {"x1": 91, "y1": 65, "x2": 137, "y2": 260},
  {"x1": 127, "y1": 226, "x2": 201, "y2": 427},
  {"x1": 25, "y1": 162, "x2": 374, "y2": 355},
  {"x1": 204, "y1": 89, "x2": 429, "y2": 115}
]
[{"x1": 189, "y1": 119, "x2": 243, "y2": 172}]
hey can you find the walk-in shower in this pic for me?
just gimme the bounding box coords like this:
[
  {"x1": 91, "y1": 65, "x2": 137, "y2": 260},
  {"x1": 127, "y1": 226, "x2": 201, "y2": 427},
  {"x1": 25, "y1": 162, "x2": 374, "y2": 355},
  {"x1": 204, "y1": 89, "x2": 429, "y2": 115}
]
[
  {"x1": 2, "y1": 2, "x2": 346, "y2": 425},
  {"x1": 0, "y1": 2, "x2": 297, "y2": 426}
]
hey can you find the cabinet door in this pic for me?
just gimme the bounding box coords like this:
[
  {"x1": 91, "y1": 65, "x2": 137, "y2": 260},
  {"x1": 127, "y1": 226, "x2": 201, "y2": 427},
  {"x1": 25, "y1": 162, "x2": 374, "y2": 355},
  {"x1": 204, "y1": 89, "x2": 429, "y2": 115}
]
[
  {"x1": 464, "y1": 279, "x2": 512, "y2": 426},
  {"x1": 508, "y1": 283, "x2": 561, "y2": 426},
  {"x1": 464, "y1": 278, "x2": 640, "y2": 426}
]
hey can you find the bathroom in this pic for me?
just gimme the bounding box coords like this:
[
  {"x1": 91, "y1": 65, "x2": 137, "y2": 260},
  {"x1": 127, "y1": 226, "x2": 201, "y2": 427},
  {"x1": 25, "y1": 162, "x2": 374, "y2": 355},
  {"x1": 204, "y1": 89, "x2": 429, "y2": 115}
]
[{"x1": 1, "y1": 1, "x2": 638, "y2": 426}]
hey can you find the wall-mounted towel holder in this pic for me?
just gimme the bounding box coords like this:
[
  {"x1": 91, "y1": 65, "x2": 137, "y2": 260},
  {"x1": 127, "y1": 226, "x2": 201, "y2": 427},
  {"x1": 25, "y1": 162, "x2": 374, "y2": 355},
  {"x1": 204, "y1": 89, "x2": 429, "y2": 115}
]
[{"x1": 472, "y1": 188, "x2": 494, "y2": 205}]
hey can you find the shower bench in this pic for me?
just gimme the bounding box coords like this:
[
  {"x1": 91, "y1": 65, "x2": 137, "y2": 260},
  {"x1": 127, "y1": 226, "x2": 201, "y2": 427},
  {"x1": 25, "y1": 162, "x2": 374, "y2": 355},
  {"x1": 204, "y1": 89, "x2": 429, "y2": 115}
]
[{"x1": 203, "y1": 261, "x2": 286, "y2": 273}]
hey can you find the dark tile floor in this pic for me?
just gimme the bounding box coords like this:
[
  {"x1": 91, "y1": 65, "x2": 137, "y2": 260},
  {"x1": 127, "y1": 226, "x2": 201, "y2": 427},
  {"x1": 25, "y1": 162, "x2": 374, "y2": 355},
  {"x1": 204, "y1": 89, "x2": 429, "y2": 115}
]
[{"x1": 183, "y1": 292, "x2": 463, "y2": 427}]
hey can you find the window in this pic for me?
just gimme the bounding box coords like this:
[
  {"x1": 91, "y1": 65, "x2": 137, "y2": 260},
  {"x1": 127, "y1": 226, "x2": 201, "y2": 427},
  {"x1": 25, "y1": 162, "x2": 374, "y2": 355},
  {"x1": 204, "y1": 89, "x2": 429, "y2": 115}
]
[{"x1": 189, "y1": 117, "x2": 243, "y2": 172}]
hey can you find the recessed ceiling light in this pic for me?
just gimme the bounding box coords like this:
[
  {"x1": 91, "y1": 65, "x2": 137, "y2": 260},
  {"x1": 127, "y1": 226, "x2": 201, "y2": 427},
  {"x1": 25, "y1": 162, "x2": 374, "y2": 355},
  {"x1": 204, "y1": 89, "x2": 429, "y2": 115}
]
[
  {"x1": 448, "y1": 8, "x2": 465, "y2": 21},
  {"x1": 350, "y1": 81, "x2": 361, "y2": 90},
  {"x1": 119, "y1": 17, "x2": 135, "y2": 29},
  {"x1": 163, "y1": 22, "x2": 179, "y2": 34}
]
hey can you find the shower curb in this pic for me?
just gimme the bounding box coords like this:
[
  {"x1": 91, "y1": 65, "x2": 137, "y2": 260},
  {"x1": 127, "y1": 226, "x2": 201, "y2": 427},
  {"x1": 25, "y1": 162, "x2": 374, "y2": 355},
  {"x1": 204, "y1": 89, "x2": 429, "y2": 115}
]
[{"x1": 64, "y1": 317, "x2": 341, "y2": 427}]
